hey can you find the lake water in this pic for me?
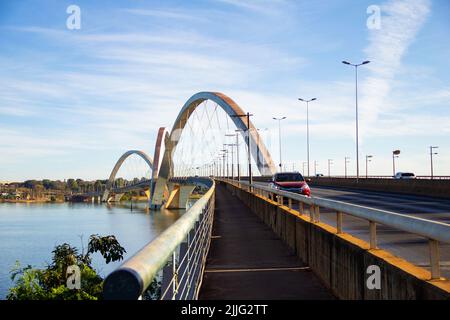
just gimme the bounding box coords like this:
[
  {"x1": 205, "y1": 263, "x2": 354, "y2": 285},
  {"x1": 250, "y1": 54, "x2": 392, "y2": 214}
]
[{"x1": 0, "y1": 202, "x2": 184, "y2": 299}]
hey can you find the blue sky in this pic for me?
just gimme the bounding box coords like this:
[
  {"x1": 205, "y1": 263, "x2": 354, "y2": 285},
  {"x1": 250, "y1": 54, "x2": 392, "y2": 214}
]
[{"x1": 0, "y1": 0, "x2": 449, "y2": 181}]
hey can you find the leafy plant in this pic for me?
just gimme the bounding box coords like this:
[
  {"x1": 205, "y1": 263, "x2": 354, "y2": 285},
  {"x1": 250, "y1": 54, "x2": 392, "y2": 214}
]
[{"x1": 7, "y1": 234, "x2": 126, "y2": 300}]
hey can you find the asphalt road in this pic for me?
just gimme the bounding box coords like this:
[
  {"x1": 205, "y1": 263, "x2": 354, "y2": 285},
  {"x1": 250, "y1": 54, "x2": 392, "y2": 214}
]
[{"x1": 253, "y1": 182, "x2": 450, "y2": 279}]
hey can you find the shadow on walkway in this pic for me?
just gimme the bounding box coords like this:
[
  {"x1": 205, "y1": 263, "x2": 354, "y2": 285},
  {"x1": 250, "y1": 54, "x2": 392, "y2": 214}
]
[{"x1": 199, "y1": 184, "x2": 335, "y2": 300}]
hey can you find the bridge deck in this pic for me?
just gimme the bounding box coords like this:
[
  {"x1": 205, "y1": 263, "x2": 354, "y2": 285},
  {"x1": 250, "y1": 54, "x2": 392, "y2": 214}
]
[{"x1": 199, "y1": 183, "x2": 335, "y2": 300}]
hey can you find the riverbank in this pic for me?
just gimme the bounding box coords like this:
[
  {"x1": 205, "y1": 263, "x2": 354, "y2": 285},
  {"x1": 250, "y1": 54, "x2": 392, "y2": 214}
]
[{"x1": 0, "y1": 199, "x2": 64, "y2": 203}]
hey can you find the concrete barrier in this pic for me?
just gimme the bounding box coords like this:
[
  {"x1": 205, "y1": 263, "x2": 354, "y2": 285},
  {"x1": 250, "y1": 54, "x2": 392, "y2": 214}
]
[
  {"x1": 309, "y1": 177, "x2": 450, "y2": 199},
  {"x1": 222, "y1": 181, "x2": 450, "y2": 300}
]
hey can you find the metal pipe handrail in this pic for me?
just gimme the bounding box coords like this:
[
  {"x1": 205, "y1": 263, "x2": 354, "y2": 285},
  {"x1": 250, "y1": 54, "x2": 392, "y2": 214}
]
[
  {"x1": 160, "y1": 200, "x2": 213, "y2": 300},
  {"x1": 223, "y1": 178, "x2": 449, "y2": 279},
  {"x1": 313, "y1": 175, "x2": 450, "y2": 180},
  {"x1": 103, "y1": 178, "x2": 215, "y2": 299},
  {"x1": 235, "y1": 175, "x2": 450, "y2": 180},
  {"x1": 234, "y1": 179, "x2": 450, "y2": 244}
]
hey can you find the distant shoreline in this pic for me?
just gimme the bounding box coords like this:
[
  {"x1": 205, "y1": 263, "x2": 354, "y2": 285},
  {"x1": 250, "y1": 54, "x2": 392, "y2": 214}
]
[{"x1": 0, "y1": 199, "x2": 65, "y2": 204}]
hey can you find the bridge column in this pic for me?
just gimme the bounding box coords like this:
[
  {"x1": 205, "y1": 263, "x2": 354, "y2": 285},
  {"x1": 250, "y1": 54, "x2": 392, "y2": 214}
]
[
  {"x1": 102, "y1": 190, "x2": 110, "y2": 202},
  {"x1": 150, "y1": 177, "x2": 168, "y2": 209},
  {"x1": 113, "y1": 193, "x2": 124, "y2": 202},
  {"x1": 165, "y1": 183, "x2": 196, "y2": 209}
]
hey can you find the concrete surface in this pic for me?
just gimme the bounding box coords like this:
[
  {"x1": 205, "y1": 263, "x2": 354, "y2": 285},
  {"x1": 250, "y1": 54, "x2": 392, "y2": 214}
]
[
  {"x1": 199, "y1": 184, "x2": 335, "y2": 300},
  {"x1": 225, "y1": 181, "x2": 450, "y2": 300}
]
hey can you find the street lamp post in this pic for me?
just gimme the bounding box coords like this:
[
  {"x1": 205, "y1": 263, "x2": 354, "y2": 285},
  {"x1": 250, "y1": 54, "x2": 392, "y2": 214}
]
[
  {"x1": 221, "y1": 150, "x2": 227, "y2": 178},
  {"x1": 217, "y1": 155, "x2": 223, "y2": 177},
  {"x1": 217, "y1": 157, "x2": 221, "y2": 177},
  {"x1": 231, "y1": 113, "x2": 254, "y2": 186},
  {"x1": 226, "y1": 133, "x2": 237, "y2": 180},
  {"x1": 345, "y1": 157, "x2": 350, "y2": 178},
  {"x1": 234, "y1": 130, "x2": 243, "y2": 181},
  {"x1": 224, "y1": 144, "x2": 230, "y2": 178},
  {"x1": 298, "y1": 98, "x2": 317, "y2": 177},
  {"x1": 273, "y1": 117, "x2": 286, "y2": 172},
  {"x1": 430, "y1": 146, "x2": 438, "y2": 179},
  {"x1": 328, "y1": 159, "x2": 333, "y2": 177},
  {"x1": 365, "y1": 155, "x2": 373, "y2": 178},
  {"x1": 314, "y1": 160, "x2": 318, "y2": 176},
  {"x1": 392, "y1": 150, "x2": 400, "y2": 177},
  {"x1": 302, "y1": 162, "x2": 307, "y2": 174},
  {"x1": 342, "y1": 60, "x2": 370, "y2": 183},
  {"x1": 226, "y1": 142, "x2": 236, "y2": 180}
]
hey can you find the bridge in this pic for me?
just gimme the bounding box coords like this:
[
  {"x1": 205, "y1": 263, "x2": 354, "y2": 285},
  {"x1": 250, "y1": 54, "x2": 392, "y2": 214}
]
[{"x1": 84, "y1": 91, "x2": 449, "y2": 300}]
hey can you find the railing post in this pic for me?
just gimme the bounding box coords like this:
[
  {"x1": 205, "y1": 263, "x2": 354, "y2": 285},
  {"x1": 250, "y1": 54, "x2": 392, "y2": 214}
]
[
  {"x1": 429, "y1": 239, "x2": 441, "y2": 280},
  {"x1": 288, "y1": 198, "x2": 292, "y2": 210},
  {"x1": 186, "y1": 232, "x2": 191, "y2": 293},
  {"x1": 172, "y1": 251, "x2": 178, "y2": 299},
  {"x1": 315, "y1": 205, "x2": 320, "y2": 223},
  {"x1": 336, "y1": 211, "x2": 343, "y2": 234},
  {"x1": 369, "y1": 221, "x2": 377, "y2": 249}
]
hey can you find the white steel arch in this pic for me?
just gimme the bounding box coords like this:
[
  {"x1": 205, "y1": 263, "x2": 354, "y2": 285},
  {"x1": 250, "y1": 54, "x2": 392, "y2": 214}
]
[
  {"x1": 102, "y1": 150, "x2": 153, "y2": 202},
  {"x1": 151, "y1": 92, "x2": 276, "y2": 208}
]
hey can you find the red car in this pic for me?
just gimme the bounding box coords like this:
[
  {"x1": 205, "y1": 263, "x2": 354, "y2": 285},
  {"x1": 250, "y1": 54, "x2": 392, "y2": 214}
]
[{"x1": 269, "y1": 172, "x2": 311, "y2": 197}]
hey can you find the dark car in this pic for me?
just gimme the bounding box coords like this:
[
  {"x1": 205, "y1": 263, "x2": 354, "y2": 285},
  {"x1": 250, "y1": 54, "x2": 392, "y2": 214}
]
[{"x1": 270, "y1": 172, "x2": 311, "y2": 197}]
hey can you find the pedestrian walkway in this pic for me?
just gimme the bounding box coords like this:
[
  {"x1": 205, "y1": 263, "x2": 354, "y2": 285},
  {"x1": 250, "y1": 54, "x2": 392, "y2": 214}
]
[{"x1": 199, "y1": 183, "x2": 335, "y2": 300}]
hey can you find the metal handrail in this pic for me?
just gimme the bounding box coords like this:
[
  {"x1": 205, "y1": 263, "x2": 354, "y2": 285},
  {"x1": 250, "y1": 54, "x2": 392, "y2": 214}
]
[
  {"x1": 312, "y1": 175, "x2": 450, "y2": 180},
  {"x1": 224, "y1": 179, "x2": 450, "y2": 279},
  {"x1": 103, "y1": 178, "x2": 215, "y2": 299},
  {"x1": 234, "y1": 175, "x2": 450, "y2": 180}
]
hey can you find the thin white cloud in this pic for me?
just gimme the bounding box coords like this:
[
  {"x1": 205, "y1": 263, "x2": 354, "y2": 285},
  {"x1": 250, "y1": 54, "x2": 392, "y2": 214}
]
[
  {"x1": 359, "y1": 0, "x2": 431, "y2": 139},
  {"x1": 216, "y1": 0, "x2": 287, "y2": 14},
  {"x1": 122, "y1": 8, "x2": 205, "y2": 21}
]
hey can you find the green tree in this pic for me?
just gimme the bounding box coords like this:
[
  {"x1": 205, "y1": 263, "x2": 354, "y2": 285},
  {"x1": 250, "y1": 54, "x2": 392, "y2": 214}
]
[
  {"x1": 23, "y1": 180, "x2": 42, "y2": 190},
  {"x1": 7, "y1": 234, "x2": 126, "y2": 300},
  {"x1": 94, "y1": 180, "x2": 103, "y2": 192},
  {"x1": 67, "y1": 179, "x2": 79, "y2": 192}
]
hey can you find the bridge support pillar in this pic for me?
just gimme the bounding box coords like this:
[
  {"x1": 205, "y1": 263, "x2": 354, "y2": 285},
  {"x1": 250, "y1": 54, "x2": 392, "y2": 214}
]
[
  {"x1": 165, "y1": 183, "x2": 196, "y2": 209},
  {"x1": 150, "y1": 177, "x2": 169, "y2": 210},
  {"x1": 113, "y1": 193, "x2": 124, "y2": 202},
  {"x1": 102, "y1": 191, "x2": 110, "y2": 202}
]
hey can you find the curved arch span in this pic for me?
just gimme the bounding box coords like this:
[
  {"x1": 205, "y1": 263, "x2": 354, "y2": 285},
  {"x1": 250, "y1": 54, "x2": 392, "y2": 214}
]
[
  {"x1": 103, "y1": 126, "x2": 168, "y2": 202},
  {"x1": 151, "y1": 92, "x2": 276, "y2": 208},
  {"x1": 102, "y1": 150, "x2": 153, "y2": 202}
]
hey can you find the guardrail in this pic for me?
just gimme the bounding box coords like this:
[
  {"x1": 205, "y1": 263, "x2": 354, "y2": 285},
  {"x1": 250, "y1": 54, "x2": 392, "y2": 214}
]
[
  {"x1": 223, "y1": 179, "x2": 450, "y2": 280},
  {"x1": 103, "y1": 178, "x2": 215, "y2": 300},
  {"x1": 234, "y1": 175, "x2": 450, "y2": 180},
  {"x1": 313, "y1": 176, "x2": 450, "y2": 180}
]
